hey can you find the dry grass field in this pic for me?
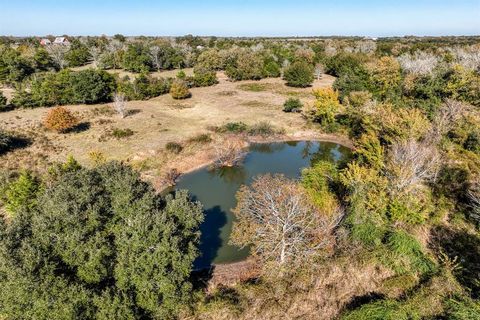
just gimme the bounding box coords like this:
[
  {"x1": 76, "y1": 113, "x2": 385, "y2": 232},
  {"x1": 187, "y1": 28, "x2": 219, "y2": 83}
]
[{"x1": 1, "y1": 72, "x2": 343, "y2": 185}]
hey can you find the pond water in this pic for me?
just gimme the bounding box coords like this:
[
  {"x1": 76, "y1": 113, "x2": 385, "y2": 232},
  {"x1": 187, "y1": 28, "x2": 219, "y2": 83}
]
[{"x1": 176, "y1": 141, "x2": 351, "y2": 269}]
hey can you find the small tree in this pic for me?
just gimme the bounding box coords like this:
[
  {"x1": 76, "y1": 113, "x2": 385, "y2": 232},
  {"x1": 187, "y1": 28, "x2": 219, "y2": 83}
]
[
  {"x1": 88, "y1": 46, "x2": 102, "y2": 68},
  {"x1": 170, "y1": 80, "x2": 191, "y2": 99},
  {"x1": 283, "y1": 61, "x2": 314, "y2": 87},
  {"x1": 306, "y1": 88, "x2": 341, "y2": 128},
  {"x1": 314, "y1": 64, "x2": 324, "y2": 80},
  {"x1": 112, "y1": 92, "x2": 127, "y2": 118},
  {"x1": 231, "y1": 174, "x2": 335, "y2": 271},
  {"x1": 283, "y1": 97, "x2": 303, "y2": 112},
  {"x1": 43, "y1": 107, "x2": 79, "y2": 133},
  {"x1": 213, "y1": 138, "x2": 246, "y2": 167}
]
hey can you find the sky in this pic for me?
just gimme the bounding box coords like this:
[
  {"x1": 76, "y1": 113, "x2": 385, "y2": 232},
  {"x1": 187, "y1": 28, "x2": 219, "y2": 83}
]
[{"x1": 0, "y1": 0, "x2": 479, "y2": 37}]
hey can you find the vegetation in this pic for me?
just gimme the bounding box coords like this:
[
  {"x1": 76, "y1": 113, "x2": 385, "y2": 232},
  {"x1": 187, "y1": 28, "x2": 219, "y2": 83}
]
[
  {"x1": 43, "y1": 107, "x2": 79, "y2": 133},
  {"x1": 170, "y1": 79, "x2": 191, "y2": 99},
  {"x1": 0, "y1": 161, "x2": 203, "y2": 319},
  {"x1": 283, "y1": 97, "x2": 303, "y2": 112},
  {"x1": 283, "y1": 61, "x2": 314, "y2": 87},
  {"x1": 1, "y1": 35, "x2": 480, "y2": 320}
]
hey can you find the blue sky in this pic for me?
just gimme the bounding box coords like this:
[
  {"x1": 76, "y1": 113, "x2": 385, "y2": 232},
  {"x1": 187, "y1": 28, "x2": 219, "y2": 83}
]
[{"x1": 0, "y1": 0, "x2": 479, "y2": 36}]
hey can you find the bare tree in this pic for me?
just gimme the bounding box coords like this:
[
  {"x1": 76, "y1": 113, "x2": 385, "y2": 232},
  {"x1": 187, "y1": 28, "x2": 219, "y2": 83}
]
[
  {"x1": 397, "y1": 51, "x2": 439, "y2": 75},
  {"x1": 89, "y1": 46, "x2": 102, "y2": 68},
  {"x1": 387, "y1": 139, "x2": 441, "y2": 194},
  {"x1": 46, "y1": 45, "x2": 69, "y2": 69},
  {"x1": 231, "y1": 174, "x2": 337, "y2": 270},
  {"x1": 428, "y1": 99, "x2": 470, "y2": 143},
  {"x1": 112, "y1": 92, "x2": 127, "y2": 118},
  {"x1": 314, "y1": 64, "x2": 323, "y2": 81},
  {"x1": 213, "y1": 138, "x2": 246, "y2": 168},
  {"x1": 149, "y1": 45, "x2": 162, "y2": 72}
]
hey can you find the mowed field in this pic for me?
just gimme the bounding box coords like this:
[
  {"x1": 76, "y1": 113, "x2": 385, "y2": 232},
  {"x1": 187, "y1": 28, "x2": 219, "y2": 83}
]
[{"x1": 0, "y1": 72, "x2": 337, "y2": 181}]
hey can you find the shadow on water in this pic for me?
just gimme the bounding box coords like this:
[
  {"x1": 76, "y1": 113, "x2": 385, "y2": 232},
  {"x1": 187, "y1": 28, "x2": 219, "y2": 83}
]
[
  {"x1": 208, "y1": 166, "x2": 247, "y2": 185},
  {"x1": 194, "y1": 205, "x2": 228, "y2": 269}
]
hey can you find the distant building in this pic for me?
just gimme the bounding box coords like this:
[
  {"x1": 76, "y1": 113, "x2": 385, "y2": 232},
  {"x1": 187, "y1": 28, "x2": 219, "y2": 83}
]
[
  {"x1": 53, "y1": 37, "x2": 70, "y2": 45},
  {"x1": 40, "y1": 38, "x2": 51, "y2": 46}
]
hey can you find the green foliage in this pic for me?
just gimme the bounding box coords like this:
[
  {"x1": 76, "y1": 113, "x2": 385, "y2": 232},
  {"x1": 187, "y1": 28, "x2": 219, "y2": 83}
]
[
  {"x1": 122, "y1": 43, "x2": 152, "y2": 72},
  {"x1": 65, "y1": 39, "x2": 90, "y2": 67},
  {"x1": 302, "y1": 161, "x2": 339, "y2": 211},
  {"x1": 3, "y1": 170, "x2": 40, "y2": 217},
  {"x1": 193, "y1": 67, "x2": 218, "y2": 87},
  {"x1": 354, "y1": 132, "x2": 384, "y2": 170},
  {"x1": 12, "y1": 69, "x2": 116, "y2": 108},
  {"x1": 218, "y1": 121, "x2": 248, "y2": 133},
  {"x1": 444, "y1": 297, "x2": 480, "y2": 320},
  {"x1": 0, "y1": 129, "x2": 13, "y2": 153},
  {"x1": 0, "y1": 46, "x2": 34, "y2": 84},
  {"x1": 111, "y1": 128, "x2": 134, "y2": 139},
  {"x1": 283, "y1": 97, "x2": 303, "y2": 112},
  {"x1": 307, "y1": 88, "x2": 341, "y2": 130},
  {"x1": 283, "y1": 61, "x2": 314, "y2": 87},
  {"x1": 464, "y1": 131, "x2": 480, "y2": 154},
  {"x1": 33, "y1": 48, "x2": 54, "y2": 71},
  {"x1": 188, "y1": 133, "x2": 212, "y2": 144},
  {"x1": 262, "y1": 56, "x2": 281, "y2": 78},
  {"x1": 225, "y1": 49, "x2": 264, "y2": 81},
  {"x1": 176, "y1": 70, "x2": 186, "y2": 79},
  {"x1": 118, "y1": 73, "x2": 171, "y2": 101},
  {"x1": 0, "y1": 91, "x2": 7, "y2": 109},
  {"x1": 0, "y1": 162, "x2": 203, "y2": 319},
  {"x1": 247, "y1": 121, "x2": 278, "y2": 136},
  {"x1": 166, "y1": 141, "x2": 183, "y2": 153},
  {"x1": 170, "y1": 79, "x2": 191, "y2": 99},
  {"x1": 342, "y1": 299, "x2": 407, "y2": 320}
]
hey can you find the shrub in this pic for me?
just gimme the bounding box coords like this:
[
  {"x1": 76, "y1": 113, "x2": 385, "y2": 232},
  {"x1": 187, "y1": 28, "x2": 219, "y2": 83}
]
[
  {"x1": 218, "y1": 122, "x2": 248, "y2": 133},
  {"x1": 247, "y1": 121, "x2": 278, "y2": 136},
  {"x1": 176, "y1": 70, "x2": 186, "y2": 80},
  {"x1": 170, "y1": 80, "x2": 191, "y2": 99},
  {"x1": 188, "y1": 133, "x2": 212, "y2": 144},
  {"x1": 283, "y1": 61, "x2": 314, "y2": 87},
  {"x1": 166, "y1": 142, "x2": 183, "y2": 154},
  {"x1": 0, "y1": 91, "x2": 7, "y2": 110},
  {"x1": 4, "y1": 170, "x2": 40, "y2": 217},
  {"x1": 111, "y1": 128, "x2": 134, "y2": 139},
  {"x1": 464, "y1": 131, "x2": 480, "y2": 154},
  {"x1": 0, "y1": 130, "x2": 12, "y2": 154},
  {"x1": 43, "y1": 107, "x2": 79, "y2": 133},
  {"x1": 283, "y1": 97, "x2": 303, "y2": 112},
  {"x1": 122, "y1": 43, "x2": 152, "y2": 72},
  {"x1": 193, "y1": 67, "x2": 218, "y2": 87}
]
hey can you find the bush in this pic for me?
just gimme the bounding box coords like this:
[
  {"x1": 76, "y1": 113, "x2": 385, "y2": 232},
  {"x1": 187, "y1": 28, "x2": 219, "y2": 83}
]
[
  {"x1": 111, "y1": 128, "x2": 134, "y2": 139},
  {"x1": 43, "y1": 107, "x2": 79, "y2": 133},
  {"x1": 218, "y1": 122, "x2": 248, "y2": 133},
  {"x1": 3, "y1": 170, "x2": 40, "y2": 217},
  {"x1": 193, "y1": 67, "x2": 218, "y2": 87},
  {"x1": 122, "y1": 43, "x2": 152, "y2": 72},
  {"x1": 12, "y1": 69, "x2": 116, "y2": 108},
  {"x1": 283, "y1": 61, "x2": 314, "y2": 87},
  {"x1": 0, "y1": 130, "x2": 12, "y2": 154},
  {"x1": 283, "y1": 97, "x2": 303, "y2": 112},
  {"x1": 464, "y1": 131, "x2": 480, "y2": 154},
  {"x1": 247, "y1": 121, "x2": 278, "y2": 136},
  {"x1": 170, "y1": 80, "x2": 191, "y2": 99},
  {"x1": 188, "y1": 133, "x2": 212, "y2": 144},
  {"x1": 225, "y1": 49, "x2": 264, "y2": 81},
  {"x1": 0, "y1": 92, "x2": 7, "y2": 110},
  {"x1": 166, "y1": 142, "x2": 183, "y2": 154}
]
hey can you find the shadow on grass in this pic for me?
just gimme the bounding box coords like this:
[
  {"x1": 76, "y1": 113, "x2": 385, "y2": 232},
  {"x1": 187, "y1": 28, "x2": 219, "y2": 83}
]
[
  {"x1": 0, "y1": 135, "x2": 32, "y2": 155},
  {"x1": 430, "y1": 225, "x2": 480, "y2": 298},
  {"x1": 68, "y1": 122, "x2": 91, "y2": 133}
]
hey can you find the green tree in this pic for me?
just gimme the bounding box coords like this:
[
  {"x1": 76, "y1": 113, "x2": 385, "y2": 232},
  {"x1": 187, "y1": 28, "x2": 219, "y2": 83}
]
[
  {"x1": 283, "y1": 61, "x2": 314, "y2": 87},
  {"x1": 0, "y1": 162, "x2": 203, "y2": 319}
]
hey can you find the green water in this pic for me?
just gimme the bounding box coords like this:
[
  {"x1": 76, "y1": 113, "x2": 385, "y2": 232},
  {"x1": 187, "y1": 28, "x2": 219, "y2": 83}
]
[{"x1": 176, "y1": 141, "x2": 351, "y2": 268}]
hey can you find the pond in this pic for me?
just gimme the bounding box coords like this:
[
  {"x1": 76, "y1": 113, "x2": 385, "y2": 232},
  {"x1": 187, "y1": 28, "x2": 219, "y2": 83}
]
[{"x1": 175, "y1": 141, "x2": 351, "y2": 269}]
